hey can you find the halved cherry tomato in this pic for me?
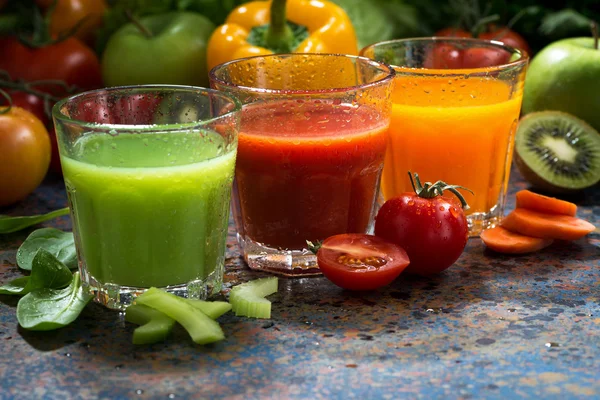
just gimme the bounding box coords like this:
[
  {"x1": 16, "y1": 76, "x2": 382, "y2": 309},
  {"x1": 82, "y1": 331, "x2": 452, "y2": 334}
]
[
  {"x1": 0, "y1": 107, "x2": 51, "y2": 206},
  {"x1": 375, "y1": 174, "x2": 470, "y2": 276},
  {"x1": 436, "y1": 26, "x2": 530, "y2": 54},
  {"x1": 315, "y1": 234, "x2": 410, "y2": 291}
]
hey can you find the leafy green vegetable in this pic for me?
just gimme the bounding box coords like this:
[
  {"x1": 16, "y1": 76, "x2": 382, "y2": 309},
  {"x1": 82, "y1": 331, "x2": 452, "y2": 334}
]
[
  {"x1": 0, "y1": 249, "x2": 72, "y2": 296},
  {"x1": 125, "y1": 304, "x2": 176, "y2": 345},
  {"x1": 330, "y1": 0, "x2": 420, "y2": 49},
  {"x1": 0, "y1": 208, "x2": 69, "y2": 234},
  {"x1": 539, "y1": 9, "x2": 593, "y2": 39},
  {"x1": 136, "y1": 288, "x2": 225, "y2": 344},
  {"x1": 0, "y1": 277, "x2": 29, "y2": 296},
  {"x1": 16, "y1": 228, "x2": 77, "y2": 271},
  {"x1": 16, "y1": 272, "x2": 92, "y2": 331}
]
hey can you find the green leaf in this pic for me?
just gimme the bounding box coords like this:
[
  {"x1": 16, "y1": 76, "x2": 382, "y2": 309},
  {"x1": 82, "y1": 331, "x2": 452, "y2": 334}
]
[
  {"x1": 16, "y1": 272, "x2": 92, "y2": 331},
  {"x1": 16, "y1": 228, "x2": 77, "y2": 271},
  {"x1": 0, "y1": 208, "x2": 69, "y2": 234},
  {"x1": 0, "y1": 277, "x2": 30, "y2": 295},
  {"x1": 0, "y1": 249, "x2": 72, "y2": 296},
  {"x1": 539, "y1": 9, "x2": 592, "y2": 38}
]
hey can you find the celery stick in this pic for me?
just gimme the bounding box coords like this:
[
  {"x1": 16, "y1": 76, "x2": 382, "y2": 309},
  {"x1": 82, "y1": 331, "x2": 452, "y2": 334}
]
[
  {"x1": 136, "y1": 288, "x2": 225, "y2": 345},
  {"x1": 229, "y1": 277, "x2": 278, "y2": 319},
  {"x1": 125, "y1": 304, "x2": 175, "y2": 345},
  {"x1": 185, "y1": 299, "x2": 232, "y2": 319}
]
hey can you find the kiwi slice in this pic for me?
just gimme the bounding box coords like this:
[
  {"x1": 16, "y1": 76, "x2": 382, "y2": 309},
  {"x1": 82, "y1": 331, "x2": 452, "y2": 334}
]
[{"x1": 515, "y1": 111, "x2": 600, "y2": 193}]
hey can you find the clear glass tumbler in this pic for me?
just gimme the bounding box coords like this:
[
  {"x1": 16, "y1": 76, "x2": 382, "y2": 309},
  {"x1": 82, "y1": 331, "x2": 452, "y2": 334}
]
[
  {"x1": 361, "y1": 38, "x2": 528, "y2": 236},
  {"x1": 53, "y1": 85, "x2": 240, "y2": 309},
  {"x1": 210, "y1": 54, "x2": 395, "y2": 276}
]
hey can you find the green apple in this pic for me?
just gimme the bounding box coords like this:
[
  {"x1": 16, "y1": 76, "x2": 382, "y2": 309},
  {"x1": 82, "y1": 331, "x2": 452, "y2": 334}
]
[
  {"x1": 522, "y1": 37, "x2": 600, "y2": 132},
  {"x1": 102, "y1": 12, "x2": 214, "y2": 87}
]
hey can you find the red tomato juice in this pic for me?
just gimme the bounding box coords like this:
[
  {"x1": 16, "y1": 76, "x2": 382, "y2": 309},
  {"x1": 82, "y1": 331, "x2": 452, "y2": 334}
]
[{"x1": 233, "y1": 100, "x2": 389, "y2": 250}]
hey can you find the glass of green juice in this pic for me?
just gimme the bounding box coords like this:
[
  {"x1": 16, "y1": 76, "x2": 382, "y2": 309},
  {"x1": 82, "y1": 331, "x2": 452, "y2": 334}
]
[{"x1": 52, "y1": 85, "x2": 240, "y2": 310}]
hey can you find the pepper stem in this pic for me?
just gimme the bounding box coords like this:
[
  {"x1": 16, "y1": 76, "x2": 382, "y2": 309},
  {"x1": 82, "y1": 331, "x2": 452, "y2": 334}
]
[
  {"x1": 265, "y1": 0, "x2": 295, "y2": 52},
  {"x1": 592, "y1": 21, "x2": 598, "y2": 50},
  {"x1": 407, "y1": 171, "x2": 474, "y2": 210}
]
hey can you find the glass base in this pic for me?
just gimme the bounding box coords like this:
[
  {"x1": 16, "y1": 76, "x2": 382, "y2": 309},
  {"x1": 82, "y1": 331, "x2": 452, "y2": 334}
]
[
  {"x1": 81, "y1": 269, "x2": 223, "y2": 310},
  {"x1": 237, "y1": 233, "x2": 321, "y2": 277},
  {"x1": 467, "y1": 206, "x2": 503, "y2": 237}
]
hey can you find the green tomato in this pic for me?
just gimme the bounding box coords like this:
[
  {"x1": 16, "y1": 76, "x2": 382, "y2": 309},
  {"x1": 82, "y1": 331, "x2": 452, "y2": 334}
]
[{"x1": 102, "y1": 12, "x2": 215, "y2": 87}]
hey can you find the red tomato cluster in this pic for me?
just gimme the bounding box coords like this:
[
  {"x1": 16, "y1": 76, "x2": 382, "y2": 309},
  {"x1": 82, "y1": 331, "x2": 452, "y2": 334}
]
[{"x1": 426, "y1": 26, "x2": 529, "y2": 69}]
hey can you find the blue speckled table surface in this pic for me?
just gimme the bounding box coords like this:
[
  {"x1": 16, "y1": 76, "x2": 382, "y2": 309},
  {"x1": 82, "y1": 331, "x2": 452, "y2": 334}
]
[{"x1": 1, "y1": 169, "x2": 599, "y2": 400}]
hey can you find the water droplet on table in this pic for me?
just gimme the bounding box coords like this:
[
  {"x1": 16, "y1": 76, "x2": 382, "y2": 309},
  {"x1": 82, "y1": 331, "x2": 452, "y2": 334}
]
[
  {"x1": 135, "y1": 389, "x2": 144, "y2": 395},
  {"x1": 545, "y1": 342, "x2": 560, "y2": 348}
]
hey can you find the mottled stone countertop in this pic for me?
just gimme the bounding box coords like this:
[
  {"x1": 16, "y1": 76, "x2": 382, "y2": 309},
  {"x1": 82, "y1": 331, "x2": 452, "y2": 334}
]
[{"x1": 1, "y1": 170, "x2": 598, "y2": 400}]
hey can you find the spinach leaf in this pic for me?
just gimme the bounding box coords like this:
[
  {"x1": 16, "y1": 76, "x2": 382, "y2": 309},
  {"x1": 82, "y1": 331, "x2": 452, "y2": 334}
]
[
  {"x1": 0, "y1": 250, "x2": 73, "y2": 296},
  {"x1": 0, "y1": 277, "x2": 29, "y2": 295},
  {"x1": 17, "y1": 228, "x2": 77, "y2": 271},
  {"x1": 16, "y1": 272, "x2": 92, "y2": 331},
  {"x1": 0, "y1": 208, "x2": 69, "y2": 234}
]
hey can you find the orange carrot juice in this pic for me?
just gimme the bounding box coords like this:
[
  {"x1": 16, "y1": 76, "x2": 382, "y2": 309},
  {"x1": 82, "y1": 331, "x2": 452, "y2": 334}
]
[{"x1": 382, "y1": 73, "x2": 523, "y2": 228}]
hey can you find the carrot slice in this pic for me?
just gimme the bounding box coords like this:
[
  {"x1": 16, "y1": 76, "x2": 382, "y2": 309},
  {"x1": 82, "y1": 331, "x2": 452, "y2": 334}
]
[
  {"x1": 515, "y1": 190, "x2": 577, "y2": 216},
  {"x1": 501, "y1": 208, "x2": 596, "y2": 241},
  {"x1": 480, "y1": 226, "x2": 553, "y2": 254}
]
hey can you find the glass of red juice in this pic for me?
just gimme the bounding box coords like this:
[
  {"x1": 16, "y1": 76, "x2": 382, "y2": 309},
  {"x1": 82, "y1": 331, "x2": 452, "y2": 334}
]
[{"x1": 210, "y1": 54, "x2": 395, "y2": 276}]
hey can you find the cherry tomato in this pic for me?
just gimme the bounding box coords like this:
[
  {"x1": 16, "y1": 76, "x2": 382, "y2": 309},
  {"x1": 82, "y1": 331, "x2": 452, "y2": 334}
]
[
  {"x1": 36, "y1": 0, "x2": 107, "y2": 46},
  {"x1": 431, "y1": 25, "x2": 529, "y2": 69},
  {"x1": 0, "y1": 107, "x2": 51, "y2": 207},
  {"x1": 1, "y1": 91, "x2": 49, "y2": 125},
  {"x1": 316, "y1": 234, "x2": 410, "y2": 291},
  {"x1": 374, "y1": 176, "x2": 469, "y2": 276},
  {"x1": 0, "y1": 37, "x2": 102, "y2": 94}
]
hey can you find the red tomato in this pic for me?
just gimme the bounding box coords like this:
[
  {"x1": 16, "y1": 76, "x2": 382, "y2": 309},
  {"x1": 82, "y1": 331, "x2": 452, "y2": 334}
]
[
  {"x1": 1, "y1": 91, "x2": 49, "y2": 125},
  {"x1": 431, "y1": 25, "x2": 529, "y2": 69},
  {"x1": 36, "y1": 0, "x2": 107, "y2": 46},
  {"x1": 316, "y1": 234, "x2": 410, "y2": 291},
  {"x1": 375, "y1": 191, "x2": 469, "y2": 276},
  {"x1": 0, "y1": 37, "x2": 102, "y2": 94},
  {"x1": 0, "y1": 107, "x2": 51, "y2": 206}
]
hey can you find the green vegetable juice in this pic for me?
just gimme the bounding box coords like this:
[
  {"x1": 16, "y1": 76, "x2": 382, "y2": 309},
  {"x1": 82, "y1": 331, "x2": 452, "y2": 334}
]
[{"x1": 61, "y1": 130, "x2": 236, "y2": 288}]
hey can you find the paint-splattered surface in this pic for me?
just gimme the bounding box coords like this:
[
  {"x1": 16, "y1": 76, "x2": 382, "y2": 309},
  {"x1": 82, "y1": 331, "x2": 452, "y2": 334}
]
[{"x1": 1, "y1": 170, "x2": 599, "y2": 400}]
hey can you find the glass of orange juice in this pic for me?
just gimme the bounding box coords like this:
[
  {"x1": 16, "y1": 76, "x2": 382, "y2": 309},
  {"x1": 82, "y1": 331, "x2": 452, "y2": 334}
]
[{"x1": 361, "y1": 38, "x2": 528, "y2": 235}]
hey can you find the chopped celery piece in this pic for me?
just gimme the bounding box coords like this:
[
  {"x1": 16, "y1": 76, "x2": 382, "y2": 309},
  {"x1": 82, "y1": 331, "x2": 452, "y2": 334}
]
[
  {"x1": 229, "y1": 277, "x2": 278, "y2": 319},
  {"x1": 125, "y1": 304, "x2": 175, "y2": 345},
  {"x1": 185, "y1": 299, "x2": 232, "y2": 319},
  {"x1": 136, "y1": 288, "x2": 225, "y2": 345}
]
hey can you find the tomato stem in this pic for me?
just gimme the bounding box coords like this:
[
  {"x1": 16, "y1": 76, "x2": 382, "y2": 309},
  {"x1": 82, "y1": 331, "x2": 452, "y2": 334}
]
[
  {"x1": 408, "y1": 171, "x2": 473, "y2": 210},
  {"x1": 592, "y1": 21, "x2": 599, "y2": 50},
  {"x1": 0, "y1": 70, "x2": 78, "y2": 120},
  {"x1": 0, "y1": 88, "x2": 12, "y2": 115},
  {"x1": 306, "y1": 240, "x2": 322, "y2": 255}
]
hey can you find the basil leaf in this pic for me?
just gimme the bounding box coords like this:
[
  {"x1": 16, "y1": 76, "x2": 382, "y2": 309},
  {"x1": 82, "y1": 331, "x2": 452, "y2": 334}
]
[
  {"x1": 0, "y1": 277, "x2": 29, "y2": 295},
  {"x1": 16, "y1": 272, "x2": 92, "y2": 331},
  {"x1": 17, "y1": 228, "x2": 77, "y2": 271},
  {"x1": 0, "y1": 250, "x2": 72, "y2": 296},
  {"x1": 0, "y1": 208, "x2": 69, "y2": 234}
]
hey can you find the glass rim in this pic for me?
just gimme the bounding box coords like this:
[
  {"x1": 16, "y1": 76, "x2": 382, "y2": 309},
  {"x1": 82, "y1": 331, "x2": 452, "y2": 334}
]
[
  {"x1": 209, "y1": 53, "x2": 396, "y2": 95},
  {"x1": 52, "y1": 84, "x2": 243, "y2": 132},
  {"x1": 360, "y1": 37, "x2": 529, "y2": 73}
]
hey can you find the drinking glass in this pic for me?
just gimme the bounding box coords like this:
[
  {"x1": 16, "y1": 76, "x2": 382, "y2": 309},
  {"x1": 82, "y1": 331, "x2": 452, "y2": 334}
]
[
  {"x1": 53, "y1": 85, "x2": 240, "y2": 309},
  {"x1": 361, "y1": 38, "x2": 528, "y2": 235},
  {"x1": 210, "y1": 54, "x2": 395, "y2": 276}
]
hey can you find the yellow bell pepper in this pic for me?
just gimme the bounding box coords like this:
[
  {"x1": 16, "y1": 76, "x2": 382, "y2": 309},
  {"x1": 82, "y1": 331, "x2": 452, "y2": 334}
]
[{"x1": 206, "y1": 0, "x2": 358, "y2": 71}]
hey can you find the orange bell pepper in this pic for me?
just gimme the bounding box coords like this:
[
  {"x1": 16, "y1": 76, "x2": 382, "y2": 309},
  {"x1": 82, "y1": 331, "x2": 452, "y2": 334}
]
[{"x1": 207, "y1": 0, "x2": 358, "y2": 70}]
